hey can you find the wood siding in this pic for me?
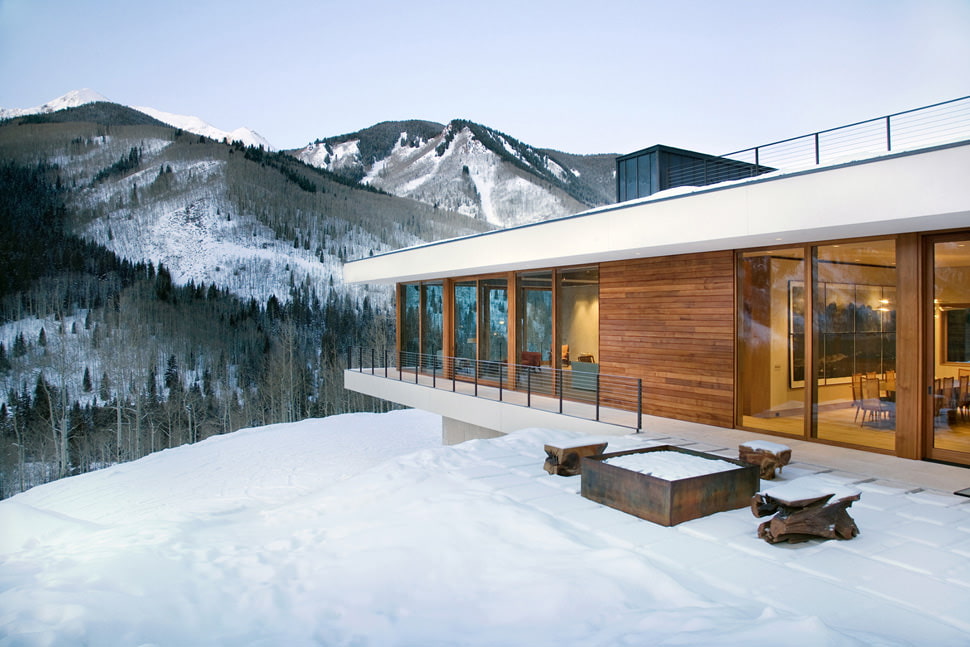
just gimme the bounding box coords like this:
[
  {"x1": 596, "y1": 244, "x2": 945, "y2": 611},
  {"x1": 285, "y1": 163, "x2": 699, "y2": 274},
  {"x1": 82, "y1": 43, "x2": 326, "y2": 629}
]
[{"x1": 600, "y1": 251, "x2": 736, "y2": 427}]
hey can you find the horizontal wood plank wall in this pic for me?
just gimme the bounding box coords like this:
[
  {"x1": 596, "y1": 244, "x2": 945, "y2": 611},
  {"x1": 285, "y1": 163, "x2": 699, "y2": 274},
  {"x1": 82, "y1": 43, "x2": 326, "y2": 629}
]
[{"x1": 600, "y1": 251, "x2": 735, "y2": 427}]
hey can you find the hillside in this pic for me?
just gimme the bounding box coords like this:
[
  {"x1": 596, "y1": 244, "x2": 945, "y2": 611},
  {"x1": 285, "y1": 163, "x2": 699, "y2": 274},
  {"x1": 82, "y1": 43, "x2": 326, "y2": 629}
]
[
  {"x1": 0, "y1": 104, "x2": 492, "y2": 306},
  {"x1": 0, "y1": 92, "x2": 617, "y2": 498},
  {"x1": 295, "y1": 119, "x2": 617, "y2": 226},
  {"x1": 0, "y1": 102, "x2": 491, "y2": 496}
]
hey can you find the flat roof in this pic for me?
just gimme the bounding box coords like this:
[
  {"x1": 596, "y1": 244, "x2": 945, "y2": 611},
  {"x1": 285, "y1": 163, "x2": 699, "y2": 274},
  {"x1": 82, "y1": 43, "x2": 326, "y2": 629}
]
[{"x1": 344, "y1": 140, "x2": 970, "y2": 284}]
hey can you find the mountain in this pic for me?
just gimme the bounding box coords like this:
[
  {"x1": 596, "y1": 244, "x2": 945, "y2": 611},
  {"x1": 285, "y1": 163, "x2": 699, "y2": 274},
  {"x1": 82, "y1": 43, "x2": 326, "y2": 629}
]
[
  {"x1": 0, "y1": 101, "x2": 490, "y2": 306},
  {"x1": 133, "y1": 105, "x2": 274, "y2": 150},
  {"x1": 0, "y1": 100, "x2": 495, "y2": 495},
  {"x1": 1, "y1": 90, "x2": 274, "y2": 150},
  {"x1": 0, "y1": 92, "x2": 616, "y2": 497},
  {"x1": 0, "y1": 88, "x2": 109, "y2": 119},
  {"x1": 294, "y1": 119, "x2": 617, "y2": 227}
]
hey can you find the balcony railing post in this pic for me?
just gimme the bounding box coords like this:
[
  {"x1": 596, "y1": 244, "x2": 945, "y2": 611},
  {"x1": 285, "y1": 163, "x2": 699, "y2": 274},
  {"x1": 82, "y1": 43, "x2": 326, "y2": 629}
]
[
  {"x1": 398, "y1": 349, "x2": 402, "y2": 381},
  {"x1": 886, "y1": 115, "x2": 892, "y2": 152},
  {"x1": 347, "y1": 346, "x2": 352, "y2": 372},
  {"x1": 370, "y1": 348, "x2": 375, "y2": 375},
  {"x1": 558, "y1": 368, "x2": 563, "y2": 414},
  {"x1": 527, "y1": 369, "x2": 532, "y2": 407},
  {"x1": 384, "y1": 348, "x2": 388, "y2": 378},
  {"x1": 415, "y1": 355, "x2": 419, "y2": 384},
  {"x1": 596, "y1": 373, "x2": 600, "y2": 422},
  {"x1": 814, "y1": 132, "x2": 820, "y2": 165},
  {"x1": 474, "y1": 360, "x2": 478, "y2": 397},
  {"x1": 637, "y1": 378, "x2": 643, "y2": 433},
  {"x1": 358, "y1": 346, "x2": 363, "y2": 373},
  {"x1": 498, "y1": 364, "x2": 503, "y2": 402}
]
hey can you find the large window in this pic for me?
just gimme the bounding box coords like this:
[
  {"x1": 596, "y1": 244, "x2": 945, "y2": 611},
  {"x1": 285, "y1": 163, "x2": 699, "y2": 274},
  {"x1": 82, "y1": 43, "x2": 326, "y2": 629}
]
[
  {"x1": 401, "y1": 284, "x2": 421, "y2": 361},
  {"x1": 814, "y1": 241, "x2": 896, "y2": 449},
  {"x1": 400, "y1": 282, "x2": 442, "y2": 369},
  {"x1": 737, "y1": 240, "x2": 898, "y2": 450},
  {"x1": 454, "y1": 281, "x2": 477, "y2": 363},
  {"x1": 421, "y1": 283, "x2": 443, "y2": 369},
  {"x1": 932, "y1": 237, "x2": 970, "y2": 456},
  {"x1": 737, "y1": 248, "x2": 806, "y2": 436},
  {"x1": 516, "y1": 271, "x2": 552, "y2": 366},
  {"x1": 558, "y1": 267, "x2": 599, "y2": 367}
]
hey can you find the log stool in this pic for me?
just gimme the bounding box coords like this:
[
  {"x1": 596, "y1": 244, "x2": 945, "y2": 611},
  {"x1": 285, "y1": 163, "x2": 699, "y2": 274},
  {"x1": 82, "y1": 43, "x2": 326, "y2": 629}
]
[
  {"x1": 738, "y1": 440, "x2": 792, "y2": 480},
  {"x1": 751, "y1": 482, "x2": 860, "y2": 544},
  {"x1": 543, "y1": 440, "x2": 608, "y2": 476}
]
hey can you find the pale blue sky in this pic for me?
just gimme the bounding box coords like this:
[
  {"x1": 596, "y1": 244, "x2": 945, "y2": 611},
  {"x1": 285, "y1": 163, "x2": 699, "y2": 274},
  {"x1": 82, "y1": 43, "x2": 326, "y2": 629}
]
[{"x1": 1, "y1": 0, "x2": 968, "y2": 154}]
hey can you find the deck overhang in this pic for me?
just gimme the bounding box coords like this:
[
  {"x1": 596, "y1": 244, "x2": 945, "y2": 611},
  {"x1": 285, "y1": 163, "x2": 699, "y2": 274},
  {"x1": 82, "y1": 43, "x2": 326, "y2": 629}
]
[
  {"x1": 344, "y1": 141, "x2": 970, "y2": 284},
  {"x1": 345, "y1": 370, "x2": 638, "y2": 440}
]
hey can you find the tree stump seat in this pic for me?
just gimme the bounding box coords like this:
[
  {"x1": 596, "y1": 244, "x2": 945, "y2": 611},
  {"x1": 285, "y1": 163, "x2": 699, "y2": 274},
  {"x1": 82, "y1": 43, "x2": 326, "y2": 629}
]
[
  {"x1": 738, "y1": 440, "x2": 792, "y2": 480},
  {"x1": 543, "y1": 440, "x2": 608, "y2": 476},
  {"x1": 751, "y1": 481, "x2": 860, "y2": 544}
]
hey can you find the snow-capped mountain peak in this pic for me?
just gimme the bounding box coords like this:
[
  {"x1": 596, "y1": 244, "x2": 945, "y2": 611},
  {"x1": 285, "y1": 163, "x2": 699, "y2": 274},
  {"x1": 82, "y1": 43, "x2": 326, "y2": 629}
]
[
  {"x1": 0, "y1": 88, "x2": 108, "y2": 119},
  {"x1": 133, "y1": 105, "x2": 274, "y2": 151},
  {"x1": 1, "y1": 89, "x2": 274, "y2": 150}
]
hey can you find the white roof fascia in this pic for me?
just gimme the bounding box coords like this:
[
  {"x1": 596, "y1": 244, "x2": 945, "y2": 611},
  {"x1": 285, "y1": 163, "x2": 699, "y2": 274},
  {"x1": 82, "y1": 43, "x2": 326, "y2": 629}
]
[{"x1": 343, "y1": 141, "x2": 970, "y2": 285}]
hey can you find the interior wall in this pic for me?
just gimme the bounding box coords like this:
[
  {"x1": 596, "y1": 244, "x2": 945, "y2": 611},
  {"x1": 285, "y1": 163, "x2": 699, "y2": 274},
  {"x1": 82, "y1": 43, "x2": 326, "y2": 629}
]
[{"x1": 559, "y1": 284, "x2": 599, "y2": 363}]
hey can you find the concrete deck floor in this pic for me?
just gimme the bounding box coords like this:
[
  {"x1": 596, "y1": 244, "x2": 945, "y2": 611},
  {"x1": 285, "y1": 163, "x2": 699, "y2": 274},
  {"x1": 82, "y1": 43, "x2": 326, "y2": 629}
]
[
  {"x1": 634, "y1": 413, "x2": 970, "y2": 496},
  {"x1": 360, "y1": 367, "x2": 970, "y2": 493}
]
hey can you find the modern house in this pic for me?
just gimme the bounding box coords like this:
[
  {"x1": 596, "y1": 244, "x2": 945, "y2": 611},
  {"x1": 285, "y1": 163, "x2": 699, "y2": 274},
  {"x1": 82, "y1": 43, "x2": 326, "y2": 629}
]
[{"x1": 343, "y1": 97, "x2": 970, "y2": 467}]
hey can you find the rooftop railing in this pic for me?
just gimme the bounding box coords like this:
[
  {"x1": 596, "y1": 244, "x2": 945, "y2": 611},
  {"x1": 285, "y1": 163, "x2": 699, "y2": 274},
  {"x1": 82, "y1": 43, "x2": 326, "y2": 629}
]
[
  {"x1": 347, "y1": 347, "x2": 643, "y2": 431},
  {"x1": 662, "y1": 96, "x2": 970, "y2": 190}
]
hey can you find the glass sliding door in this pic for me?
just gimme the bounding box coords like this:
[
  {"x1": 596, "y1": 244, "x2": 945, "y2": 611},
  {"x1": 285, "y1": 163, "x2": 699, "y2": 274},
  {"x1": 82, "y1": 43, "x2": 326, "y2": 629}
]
[
  {"x1": 401, "y1": 283, "x2": 420, "y2": 366},
  {"x1": 557, "y1": 267, "x2": 599, "y2": 367},
  {"x1": 479, "y1": 278, "x2": 508, "y2": 380},
  {"x1": 517, "y1": 271, "x2": 552, "y2": 366},
  {"x1": 453, "y1": 281, "x2": 477, "y2": 376},
  {"x1": 558, "y1": 267, "x2": 599, "y2": 399},
  {"x1": 737, "y1": 248, "x2": 806, "y2": 436},
  {"x1": 814, "y1": 240, "x2": 896, "y2": 449},
  {"x1": 931, "y1": 236, "x2": 970, "y2": 460},
  {"x1": 421, "y1": 283, "x2": 443, "y2": 370}
]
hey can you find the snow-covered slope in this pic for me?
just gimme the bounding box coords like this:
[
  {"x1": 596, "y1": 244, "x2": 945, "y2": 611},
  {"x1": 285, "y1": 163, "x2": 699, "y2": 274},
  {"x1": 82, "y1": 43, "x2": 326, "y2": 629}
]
[
  {"x1": 133, "y1": 105, "x2": 274, "y2": 150},
  {"x1": 2, "y1": 409, "x2": 967, "y2": 645},
  {"x1": 296, "y1": 120, "x2": 615, "y2": 227},
  {"x1": 1, "y1": 89, "x2": 274, "y2": 150}
]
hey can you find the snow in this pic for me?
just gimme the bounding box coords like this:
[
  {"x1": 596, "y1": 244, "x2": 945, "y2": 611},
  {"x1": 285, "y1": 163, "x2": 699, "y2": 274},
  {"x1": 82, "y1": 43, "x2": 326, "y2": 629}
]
[
  {"x1": 0, "y1": 89, "x2": 108, "y2": 119},
  {"x1": 2, "y1": 409, "x2": 969, "y2": 645},
  {"x1": 740, "y1": 439, "x2": 791, "y2": 453},
  {"x1": 133, "y1": 105, "x2": 275, "y2": 151},
  {"x1": 605, "y1": 450, "x2": 739, "y2": 479},
  {"x1": 759, "y1": 478, "x2": 861, "y2": 505}
]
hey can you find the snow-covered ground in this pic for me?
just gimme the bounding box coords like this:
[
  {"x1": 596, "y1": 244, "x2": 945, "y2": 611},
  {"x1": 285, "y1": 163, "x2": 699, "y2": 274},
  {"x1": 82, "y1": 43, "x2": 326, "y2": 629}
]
[{"x1": 2, "y1": 409, "x2": 969, "y2": 646}]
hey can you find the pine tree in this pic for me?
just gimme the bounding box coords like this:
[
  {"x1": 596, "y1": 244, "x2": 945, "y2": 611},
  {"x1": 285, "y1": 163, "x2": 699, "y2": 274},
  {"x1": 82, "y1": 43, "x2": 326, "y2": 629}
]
[{"x1": 82, "y1": 367, "x2": 93, "y2": 392}]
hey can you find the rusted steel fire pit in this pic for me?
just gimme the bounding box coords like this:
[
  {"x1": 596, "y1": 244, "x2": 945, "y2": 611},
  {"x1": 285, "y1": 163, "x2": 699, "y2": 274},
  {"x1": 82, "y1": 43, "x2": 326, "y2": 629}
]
[{"x1": 580, "y1": 445, "x2": 760, "y2": 526}]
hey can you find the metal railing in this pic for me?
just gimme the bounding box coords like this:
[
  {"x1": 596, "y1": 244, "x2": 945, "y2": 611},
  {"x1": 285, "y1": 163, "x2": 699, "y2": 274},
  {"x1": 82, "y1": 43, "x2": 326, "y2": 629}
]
[
  {"x1": 347, "y1": 347, "x2": 643, "y2": 431},
  {"x1": 667, "y1": 96, "x2": 970, "y2": 189}
]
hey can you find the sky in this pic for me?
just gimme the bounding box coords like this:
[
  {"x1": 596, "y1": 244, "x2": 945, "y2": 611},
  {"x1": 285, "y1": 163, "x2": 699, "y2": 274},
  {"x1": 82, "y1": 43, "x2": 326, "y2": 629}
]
[{"x1": 1, "y1": 0, "x2": 968, "y2": 155}]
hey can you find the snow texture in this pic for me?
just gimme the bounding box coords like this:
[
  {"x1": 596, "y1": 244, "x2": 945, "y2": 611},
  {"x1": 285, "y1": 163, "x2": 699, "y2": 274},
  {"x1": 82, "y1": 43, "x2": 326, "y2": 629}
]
[
  {"x1": 2, "y1": 410, "x2": 969, "y2": 645},
  {"x1": 605, "y1": 450, "x2": 739, "y2": 479}
]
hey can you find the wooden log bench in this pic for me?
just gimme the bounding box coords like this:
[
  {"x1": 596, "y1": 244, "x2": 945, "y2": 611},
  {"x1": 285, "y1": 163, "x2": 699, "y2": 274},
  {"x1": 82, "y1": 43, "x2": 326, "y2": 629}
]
[
  {"x1": 751, "y1": 481, "x2": 860, "y2": 544},
  {"x1": 738, "y1": 440, "x2": 792, "y2": 480},
  {"x1": 543, "y1": 440, "x2": 608, "y2": 476}
]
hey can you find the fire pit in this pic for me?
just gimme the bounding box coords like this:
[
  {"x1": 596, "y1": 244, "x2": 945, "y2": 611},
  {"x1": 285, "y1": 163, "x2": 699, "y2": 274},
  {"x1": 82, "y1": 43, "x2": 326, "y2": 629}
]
[{"x1": 580, "y1": 445, "x2": 760, "y2": 526}]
